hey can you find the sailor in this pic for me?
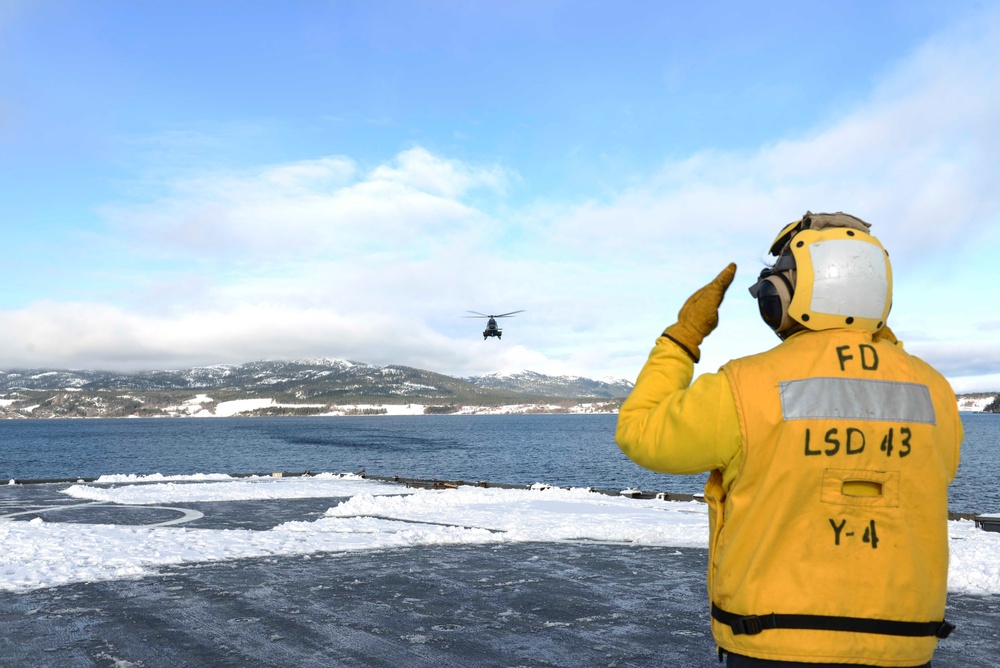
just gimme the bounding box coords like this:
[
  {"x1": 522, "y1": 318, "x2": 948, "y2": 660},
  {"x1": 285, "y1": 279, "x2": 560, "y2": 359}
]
[{"x1": 616, "y1": 212, "x2": 963, "y2": 667}]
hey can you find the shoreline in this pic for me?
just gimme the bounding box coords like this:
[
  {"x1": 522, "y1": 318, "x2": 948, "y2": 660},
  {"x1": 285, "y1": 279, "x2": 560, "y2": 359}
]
[{"x1": 3, "y1": 399, "x2": 623, "y2": 420}]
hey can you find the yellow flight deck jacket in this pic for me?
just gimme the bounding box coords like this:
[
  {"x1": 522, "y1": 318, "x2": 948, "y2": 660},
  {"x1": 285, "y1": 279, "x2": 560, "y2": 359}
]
[{"x1": 616, "y1": 328, "x2": 963, "y2": 666}]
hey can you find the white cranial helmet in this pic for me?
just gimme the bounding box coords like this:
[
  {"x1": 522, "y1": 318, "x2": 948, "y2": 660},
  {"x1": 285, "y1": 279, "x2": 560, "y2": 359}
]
[{"x1": 748, "y1": 212, "x2": 893, "y2": 338}]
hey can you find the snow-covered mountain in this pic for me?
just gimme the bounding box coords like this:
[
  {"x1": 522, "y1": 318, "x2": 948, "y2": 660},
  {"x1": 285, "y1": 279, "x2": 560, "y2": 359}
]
[
  {"x1": 0, "y1": 359, "x2": 370, "y2": 393},
  {"x1": 0, "y1": 359, "x2": 634, "y2": 404},
  {"x1": 466, "y1": 370, "x2": 634, "y2": 399},
  {"x1": 957, "y1": 393, "x2": 1000, "y2": 413}
]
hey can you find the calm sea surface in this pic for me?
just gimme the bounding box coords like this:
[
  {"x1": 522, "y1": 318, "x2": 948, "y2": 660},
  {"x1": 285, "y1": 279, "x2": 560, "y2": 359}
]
[{"x1": 1, "y1": 413, "x2": 997, "y2": 515}]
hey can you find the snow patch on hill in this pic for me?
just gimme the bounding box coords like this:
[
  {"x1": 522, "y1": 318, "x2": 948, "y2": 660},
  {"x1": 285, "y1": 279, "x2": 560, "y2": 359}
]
[{"x1": 957, "y1": 394, "x2": 998, "y2": 412}]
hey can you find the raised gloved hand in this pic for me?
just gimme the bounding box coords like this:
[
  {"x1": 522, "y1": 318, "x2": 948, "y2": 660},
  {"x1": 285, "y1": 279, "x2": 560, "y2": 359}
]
[{"x1": 662, "y1": 263, "x2": 737, "y2": 363}]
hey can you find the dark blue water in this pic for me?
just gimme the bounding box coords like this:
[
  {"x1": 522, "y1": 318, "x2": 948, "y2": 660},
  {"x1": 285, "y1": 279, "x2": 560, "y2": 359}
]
[{"x1": 0, "y1": 413, "x2": 996, "y2": 514}]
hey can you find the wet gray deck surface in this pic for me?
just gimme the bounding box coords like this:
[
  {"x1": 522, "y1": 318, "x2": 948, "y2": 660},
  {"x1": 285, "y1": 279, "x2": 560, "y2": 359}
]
[{"x1": 1, "y1": 483, "x2": 997, "y2": 668}]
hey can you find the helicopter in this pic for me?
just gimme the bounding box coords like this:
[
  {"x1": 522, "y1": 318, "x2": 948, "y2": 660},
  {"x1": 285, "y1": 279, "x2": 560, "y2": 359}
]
[{"x1": 465, "y1": 310, "x2": 525, "y2": 340}]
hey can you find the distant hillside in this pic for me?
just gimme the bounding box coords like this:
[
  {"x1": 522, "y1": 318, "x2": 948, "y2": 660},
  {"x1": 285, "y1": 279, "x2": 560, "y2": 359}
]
[
  {"x1": 957, "y1": 392, "x2": 1000, "y2": 413},
  {"x1": 0, "y1": 359, "x2": 633, "y2": 419},
  {"x1": 465, "y1": 370, "x2": 634, "y2": 399}
]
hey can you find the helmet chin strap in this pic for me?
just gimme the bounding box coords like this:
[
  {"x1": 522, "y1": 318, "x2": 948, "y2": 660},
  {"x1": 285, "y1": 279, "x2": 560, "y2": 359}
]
[{"x1": 776, "y1": 323, "x2": 806, "y2": 341}]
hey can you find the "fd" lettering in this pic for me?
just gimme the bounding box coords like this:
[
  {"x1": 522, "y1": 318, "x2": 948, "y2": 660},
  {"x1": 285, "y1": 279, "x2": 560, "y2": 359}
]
[{"x1": 835, "y1": 344, "x2": 879, "y2": 372}]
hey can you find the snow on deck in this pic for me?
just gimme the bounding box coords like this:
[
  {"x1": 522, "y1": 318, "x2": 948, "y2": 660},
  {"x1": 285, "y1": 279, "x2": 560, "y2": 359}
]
[{"x1": 0, "y1": 474, "x2": 996, "y2": 595}]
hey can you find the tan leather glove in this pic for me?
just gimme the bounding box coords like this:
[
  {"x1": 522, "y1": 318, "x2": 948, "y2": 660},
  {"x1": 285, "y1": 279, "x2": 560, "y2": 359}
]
[{"x1": 662, "y1": 263, "x2": 737, "y2": 363}]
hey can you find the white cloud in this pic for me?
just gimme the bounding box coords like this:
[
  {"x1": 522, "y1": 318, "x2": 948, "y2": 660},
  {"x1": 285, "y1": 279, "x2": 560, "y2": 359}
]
[
  {"x1": 369, "y1": 146, "x2": 508, "y2": 199},
  {"x1": 908, "y1": 343, "x2": 1000, "y2": 384},
  {"x1": 0, "y1": 300, "x2": 560, "y2": 376},
  {"x1": 102, "y1": 148, "x2": 506, "y2": 259},
  {"x1": 259, "y1": 156, "x2": 358, "y2": 191}
]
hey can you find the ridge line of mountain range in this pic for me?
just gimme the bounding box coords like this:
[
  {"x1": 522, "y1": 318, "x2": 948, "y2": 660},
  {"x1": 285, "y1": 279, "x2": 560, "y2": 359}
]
[{"x1": 0, "y1": 358, "x2": 635, "y2": 419}]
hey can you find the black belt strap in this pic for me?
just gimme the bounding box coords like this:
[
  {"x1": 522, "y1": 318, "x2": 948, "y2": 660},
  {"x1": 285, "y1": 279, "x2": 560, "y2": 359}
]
[{"x1": 712, "y1": 603, "x2": 954, "y2": 639}]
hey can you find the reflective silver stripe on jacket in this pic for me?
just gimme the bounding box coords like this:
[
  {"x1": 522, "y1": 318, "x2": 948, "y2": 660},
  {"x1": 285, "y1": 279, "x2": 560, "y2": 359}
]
[{"x1": 780, "y1": 378, "x2": 936, "y2": 424}]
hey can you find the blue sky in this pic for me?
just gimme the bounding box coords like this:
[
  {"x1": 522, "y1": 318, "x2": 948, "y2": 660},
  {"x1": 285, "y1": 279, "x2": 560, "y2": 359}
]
[{"x1": 1, "y1": 1, "x2": 998, "y2": 392}]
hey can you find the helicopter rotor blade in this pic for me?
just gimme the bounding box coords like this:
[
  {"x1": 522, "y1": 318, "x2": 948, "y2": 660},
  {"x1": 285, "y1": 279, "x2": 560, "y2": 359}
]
[
  {"x1": 493, "y1": 310, "x2": 525, "y2": 318},
  {"x1": 464, "y1": 311, "x2": 491, "y2": 318}
]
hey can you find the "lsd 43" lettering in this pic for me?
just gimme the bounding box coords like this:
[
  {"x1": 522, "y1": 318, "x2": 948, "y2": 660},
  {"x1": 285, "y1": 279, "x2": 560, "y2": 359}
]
[{"x1": 805, "y1": 426, "x2": 912, "y2": 458}]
